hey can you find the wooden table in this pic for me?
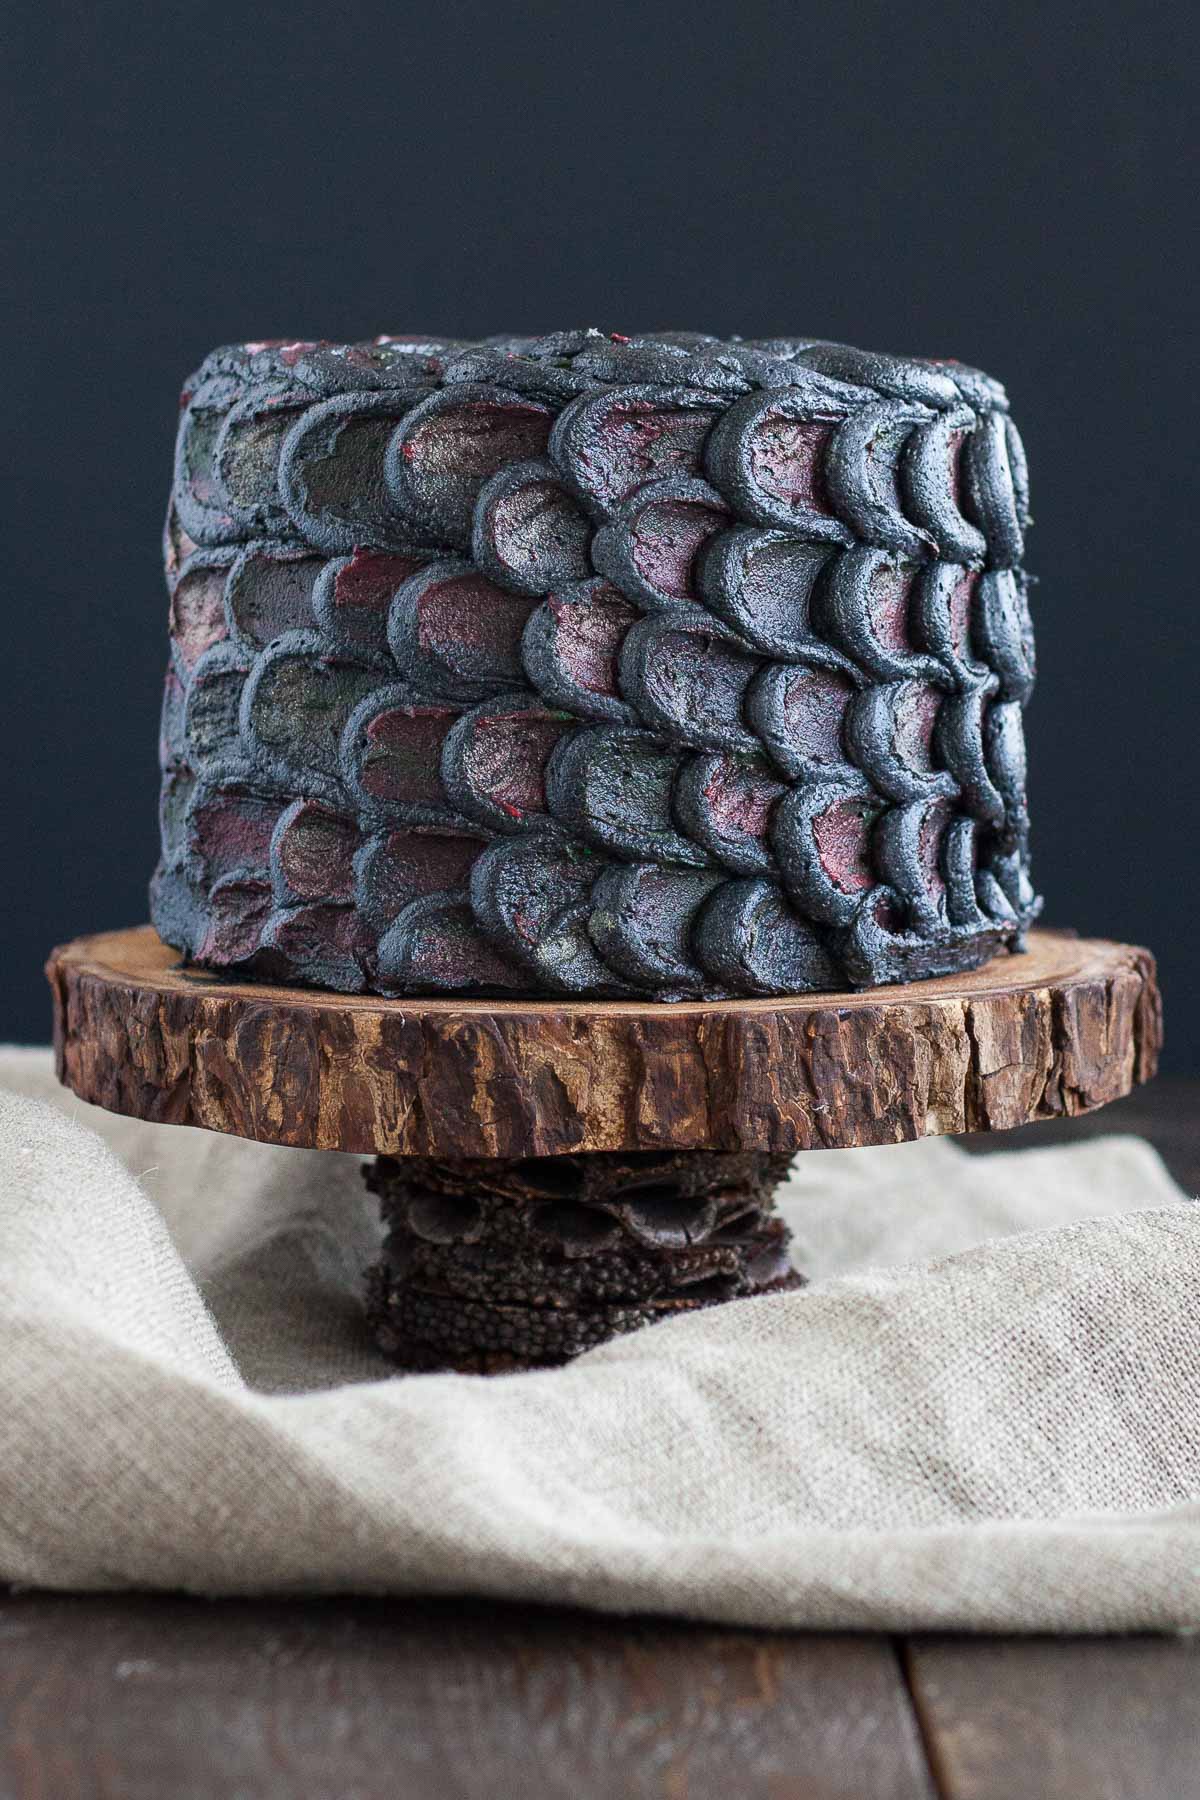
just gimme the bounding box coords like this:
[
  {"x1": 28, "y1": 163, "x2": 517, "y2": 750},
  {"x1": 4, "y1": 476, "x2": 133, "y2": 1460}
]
[{"x1": 2, "y1": 1081, "x2": 1197, "y2": 1800}]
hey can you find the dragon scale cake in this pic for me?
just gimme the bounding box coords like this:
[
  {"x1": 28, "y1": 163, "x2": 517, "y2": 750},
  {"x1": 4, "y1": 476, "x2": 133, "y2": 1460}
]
[{"x1": 153, "y1": 329, "x2": 1039, "y2": 1001}]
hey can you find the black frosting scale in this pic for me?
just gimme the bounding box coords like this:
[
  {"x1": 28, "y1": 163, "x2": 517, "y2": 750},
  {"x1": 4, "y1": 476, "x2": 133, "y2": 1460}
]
[{"x1": 152, "y1": 329, "x2": 1039, "y2": 1000}]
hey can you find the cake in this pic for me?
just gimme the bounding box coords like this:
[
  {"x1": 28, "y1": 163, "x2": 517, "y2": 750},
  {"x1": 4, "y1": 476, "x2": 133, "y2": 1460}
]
[{"x1": 153, "y1": 330, "x2": 1039, "y2": 1000}]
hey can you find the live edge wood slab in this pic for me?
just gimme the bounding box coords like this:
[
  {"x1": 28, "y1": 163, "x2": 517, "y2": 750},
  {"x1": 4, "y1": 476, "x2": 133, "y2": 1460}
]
[
  {"x1": 47, "y1": 925, "x2": 1160, "y2": 1371},
  {"x1": 49, "y1": 925, "x2": 1159, "y2": 1158}
]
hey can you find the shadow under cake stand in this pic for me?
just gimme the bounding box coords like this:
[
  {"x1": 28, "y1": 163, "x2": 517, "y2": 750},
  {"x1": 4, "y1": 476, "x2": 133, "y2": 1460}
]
[{"x1": 47, "y1": 926, "x2": 1161, "y2": 1373}]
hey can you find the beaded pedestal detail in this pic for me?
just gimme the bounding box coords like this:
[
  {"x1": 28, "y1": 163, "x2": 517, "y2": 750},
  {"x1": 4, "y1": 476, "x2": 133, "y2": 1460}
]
[{"x1": 365, "y1": 1149, "x2": 801, "y2": 1371}]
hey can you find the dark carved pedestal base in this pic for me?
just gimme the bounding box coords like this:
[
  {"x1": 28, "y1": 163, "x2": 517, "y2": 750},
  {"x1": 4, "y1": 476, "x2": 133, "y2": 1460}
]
[{"x1": 364, "y1": 1150, "x2": 803, "y2": 1373}]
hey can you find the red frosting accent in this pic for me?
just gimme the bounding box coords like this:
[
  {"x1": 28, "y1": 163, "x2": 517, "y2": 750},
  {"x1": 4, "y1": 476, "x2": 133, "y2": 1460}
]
[
  {"x1": 269, "y1": 901, "x2": 372, "y2": 962},
  {"x1": 551, "y1": 585, "x2": 637, "y2": 697},
  {"x1": 405, "y1": 401, "x2": 550, "y2": 480},
  {"x1": 748, "y1": 413, "x2": 836, "y2": 511},
  {"x1": 169, "y1": 564, "x2": 227, "y2": 670},
  {"x1": 191, "y1": 793, "x2": 280, "y2": 881},
  {"x1": 630, "y1": 497, "x2": 729, "y2": 601},
  {"x1": 370, "y1": 831, "x2": 483, "y2": 913},
  {"x1": 782, "y1": 668, "x2": 853, "y2": 763},
  {"x1": 947, "y1": 570, "x2": 977, "y2": 658},
  {"x1": 587, "y1": 404, "x2": 713, "y2": 506},
  {"x1": 813, "y1": 796, "x2": 875, "y2": 893},
  {"x1": 867, "y1": 563, "x2": 917, "y2": 654},
  {"x1": 275, "y1": 801, "x2": 360, "y2": 901},
  {"x1": 359, "y1": 707, "x2": 456, "y2": 805},
  {"x1": 416, "y1": 568, "x2": 533, "y2": 665},
  {"x1": 404, "y1": 906, "x2": 516, "y2": 986},
  {"x1": 466, "y1": 711, "x2": 569, "y2": 817},
  {"x1": 335, "y1": 548, "x2": 424, "y2": 616},
  {"x1": 199, "y1": 878, "x2": 272, "y2": 963},
  {"x1": 702, "y1": 759, "x2": 783, "y2": 838}
]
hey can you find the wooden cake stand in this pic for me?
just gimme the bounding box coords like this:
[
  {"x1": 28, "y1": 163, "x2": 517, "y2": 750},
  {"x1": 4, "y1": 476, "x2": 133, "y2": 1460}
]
[{"x1": 47, "y1": 925, "x2": 1161, "y2": 1372}]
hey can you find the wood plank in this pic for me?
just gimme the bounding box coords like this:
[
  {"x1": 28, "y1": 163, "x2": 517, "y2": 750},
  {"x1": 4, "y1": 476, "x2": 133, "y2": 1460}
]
[
  {"x1": 0, "y1": 1594, "x2": 935, "y2": 1800},
  {"x1": 904, "y1": 1635, "x2": 1200, "y2": 1800}
]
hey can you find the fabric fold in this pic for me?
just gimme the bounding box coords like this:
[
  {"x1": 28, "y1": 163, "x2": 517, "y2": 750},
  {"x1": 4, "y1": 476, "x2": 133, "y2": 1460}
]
[{"x1": 2, "y1": 1046, "x2": 1197, "y2": 1631}]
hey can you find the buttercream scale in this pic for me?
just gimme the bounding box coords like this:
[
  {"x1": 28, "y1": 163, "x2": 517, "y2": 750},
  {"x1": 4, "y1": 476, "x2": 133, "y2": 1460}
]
[
  {"x1": 155, "y1": 328, "x2": 1038, "y2": 1004},
  {"x1": 86, "y1": 327, "x2": 1056, "y2": 1368}
]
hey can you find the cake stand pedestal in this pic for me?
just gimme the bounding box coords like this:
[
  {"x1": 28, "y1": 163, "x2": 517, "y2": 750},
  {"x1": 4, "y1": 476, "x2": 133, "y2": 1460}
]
[{"x1": 47, "y1": 926, "x2": 1160, "y2": 1373}]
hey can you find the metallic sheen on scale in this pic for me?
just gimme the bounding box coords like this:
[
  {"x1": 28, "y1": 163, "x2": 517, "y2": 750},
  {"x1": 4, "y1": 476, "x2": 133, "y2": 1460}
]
[{"x1": 153, "y1": 329, "x2": 1038, "y2": 1000}]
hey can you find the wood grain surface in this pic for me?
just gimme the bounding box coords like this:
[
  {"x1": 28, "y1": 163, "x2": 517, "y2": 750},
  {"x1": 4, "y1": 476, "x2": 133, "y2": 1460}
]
[
  {"x1": 1, "y1": 1082, "x2": 1196, "y2": 1799},
  {"x1": 47, "y1": 925, "x2": 1160, "y2": 1157},
  {"x1": 904, "y1": 1633, "x2": 1200, "y2": 1800},
  {"x1": 0, "y1": 1596, "x2": 934, "y2": 1800}
]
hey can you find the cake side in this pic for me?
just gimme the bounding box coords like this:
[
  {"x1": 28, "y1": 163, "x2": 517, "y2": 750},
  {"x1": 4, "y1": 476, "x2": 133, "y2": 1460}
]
[{"x1": 151, "y1": 329, "x2": 1039, "y2": 999}]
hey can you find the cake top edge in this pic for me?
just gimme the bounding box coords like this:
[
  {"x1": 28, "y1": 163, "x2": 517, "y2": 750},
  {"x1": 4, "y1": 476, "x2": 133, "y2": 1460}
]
[{"x1": 181, "y1": 329, "x2": 1010, "y2": 415}]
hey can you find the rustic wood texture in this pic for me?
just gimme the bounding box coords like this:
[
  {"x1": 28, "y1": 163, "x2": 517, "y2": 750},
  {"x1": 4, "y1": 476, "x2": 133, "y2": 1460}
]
[
  {"x1": 0, "y1": 1594, "x2": 935, "y2": 1800},
  {"x1": 47, "y1": 925, "x2": 1160, "y2": 1158},
  {"x1": 904, "y1": 1634, "x2": 1200, "y2": 1800}
]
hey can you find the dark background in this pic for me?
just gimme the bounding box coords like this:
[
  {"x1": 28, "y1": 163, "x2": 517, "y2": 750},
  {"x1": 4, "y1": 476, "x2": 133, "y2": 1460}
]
[{"x1": 5, "y1": 1, "x2": 1196, "y2": 1062}]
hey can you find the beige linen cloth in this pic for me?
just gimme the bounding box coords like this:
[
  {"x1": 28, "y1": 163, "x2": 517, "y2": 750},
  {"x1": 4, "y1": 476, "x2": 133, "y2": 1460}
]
[{"x1": 2, "y1": 1043, "x2": 1199, "y2": 1632}]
